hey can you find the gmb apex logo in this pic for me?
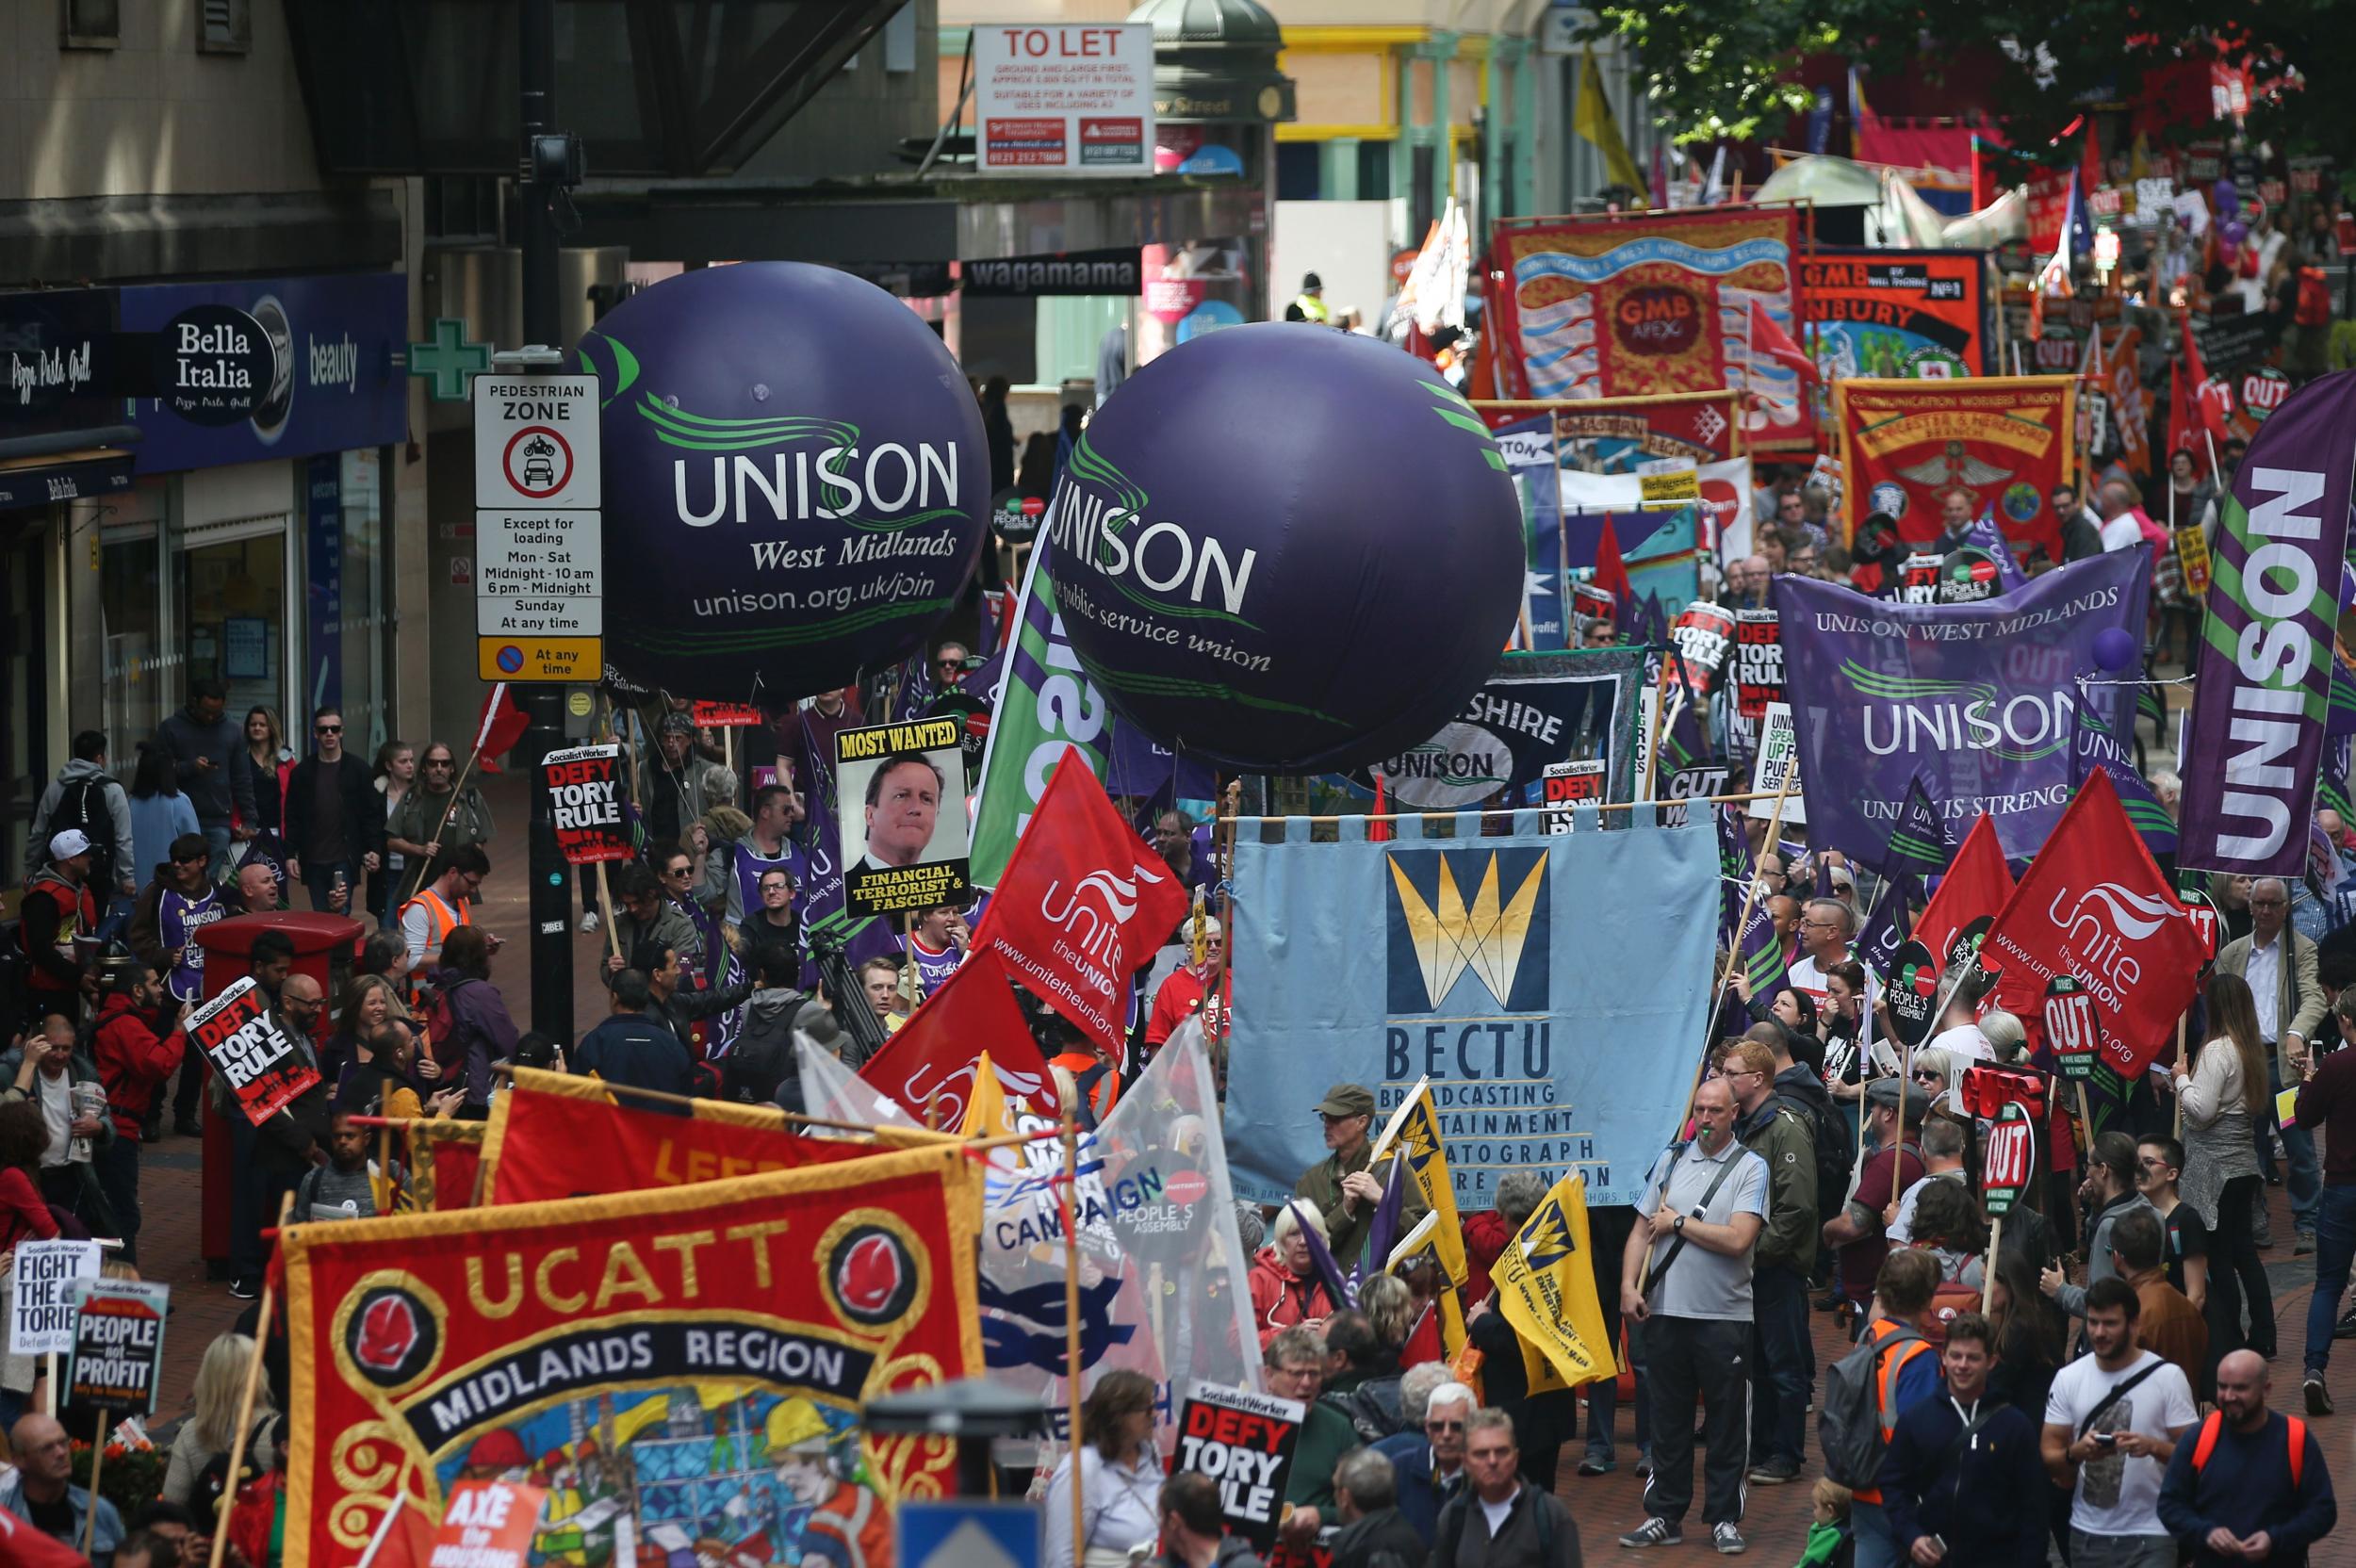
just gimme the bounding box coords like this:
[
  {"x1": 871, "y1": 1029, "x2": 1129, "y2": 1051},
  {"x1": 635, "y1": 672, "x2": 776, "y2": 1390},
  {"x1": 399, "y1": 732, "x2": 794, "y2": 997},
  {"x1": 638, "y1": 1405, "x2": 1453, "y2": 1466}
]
[{"x1": 1384, "y1": 847, "x2": 1549, "y2": 1015}]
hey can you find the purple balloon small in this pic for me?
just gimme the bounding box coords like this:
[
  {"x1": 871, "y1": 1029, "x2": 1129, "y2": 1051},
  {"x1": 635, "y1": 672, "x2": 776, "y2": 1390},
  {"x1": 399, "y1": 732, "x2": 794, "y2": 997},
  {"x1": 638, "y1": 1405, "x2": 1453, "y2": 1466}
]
[{"x1": 2092, "y1": 626, "x2": 2141, "y2": 673}]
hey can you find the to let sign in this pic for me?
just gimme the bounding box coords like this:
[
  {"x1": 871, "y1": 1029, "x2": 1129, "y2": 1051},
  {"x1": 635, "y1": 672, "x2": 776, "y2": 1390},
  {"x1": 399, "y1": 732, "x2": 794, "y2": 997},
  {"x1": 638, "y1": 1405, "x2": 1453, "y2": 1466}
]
[
  {"x1": 474, "y1": 374, "x2": 602, "y2": 683},
  {"x1": 974, "y1": 25, "x2": 1153, "y2": 176}
]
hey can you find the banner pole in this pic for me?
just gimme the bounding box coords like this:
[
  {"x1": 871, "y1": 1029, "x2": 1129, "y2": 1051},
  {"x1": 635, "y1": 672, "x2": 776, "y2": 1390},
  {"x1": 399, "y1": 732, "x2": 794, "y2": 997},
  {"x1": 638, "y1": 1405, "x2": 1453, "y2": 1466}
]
[
  {"x1": 1689, "y1": 767, "x2": 1796, "y2": 1126},
  {"x1": 596, "y1": 861, "x2": 621, "y2": 963},
  {"x1": 2173, "y1": 1014, "x2": 2187, "y2": 1137},
  {"x1": 376, "y1": 1121, "x2": 394, "y2": 1215},
  {"x1": 1981, "y1": 1214, "x2": 2002, "y2": 1316},
  {"x1": 1643, "y1": 659, "x2": 1675, "y2": 803},
  {"x1": 402, "y1": 742, "x2": 485, "y2": 908},
  {"x1": 81, "y1": 1410, "x2": 106, "y2": 1556},
  {"x1": 210, "y1": 1191, "x2": 293, "y2": 1568},
  {"x1": 905, "y1": 911, "x2": 925, "y2": 1009},
  {"x1": 1059, "y1": 1108, "x2": 1086, "y2": 1559}
]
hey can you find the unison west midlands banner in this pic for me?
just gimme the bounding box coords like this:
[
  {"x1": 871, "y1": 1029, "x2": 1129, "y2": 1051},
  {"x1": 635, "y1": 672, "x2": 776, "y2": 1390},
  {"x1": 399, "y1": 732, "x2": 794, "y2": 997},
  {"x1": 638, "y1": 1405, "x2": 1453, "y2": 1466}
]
[
  {"x1": 1224, "y1": 817, "x2": 1717, "y2": 1210},
  {"x1": 1773, "y1": 547, "x2": 2150, "y2": 867},
  {"x1": 2177, "y1": 369, "x2": 2356, "y2": 877}
]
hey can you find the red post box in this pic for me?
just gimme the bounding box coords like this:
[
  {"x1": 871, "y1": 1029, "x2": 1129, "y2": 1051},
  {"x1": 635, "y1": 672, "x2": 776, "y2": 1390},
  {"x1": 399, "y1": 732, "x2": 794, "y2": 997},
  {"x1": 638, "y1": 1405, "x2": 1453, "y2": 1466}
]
[{"x1": 191, "y1": 911, "x2": 364, "y2": 1273}]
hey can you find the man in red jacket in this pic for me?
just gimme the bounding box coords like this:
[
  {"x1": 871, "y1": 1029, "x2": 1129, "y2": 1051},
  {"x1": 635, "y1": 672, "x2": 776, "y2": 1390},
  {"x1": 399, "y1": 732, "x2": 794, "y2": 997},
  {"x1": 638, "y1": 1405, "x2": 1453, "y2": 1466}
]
[{"x1": 90, "y1": 961, "x2": 185, "y2": 1266}]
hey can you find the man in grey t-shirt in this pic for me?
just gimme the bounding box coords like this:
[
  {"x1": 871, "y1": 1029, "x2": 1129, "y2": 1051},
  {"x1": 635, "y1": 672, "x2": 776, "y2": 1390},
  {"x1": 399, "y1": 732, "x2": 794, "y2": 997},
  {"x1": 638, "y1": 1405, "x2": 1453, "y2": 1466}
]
[{"x1": 1616, "y1": 1076, "x2": 1770, "y2": 1554}]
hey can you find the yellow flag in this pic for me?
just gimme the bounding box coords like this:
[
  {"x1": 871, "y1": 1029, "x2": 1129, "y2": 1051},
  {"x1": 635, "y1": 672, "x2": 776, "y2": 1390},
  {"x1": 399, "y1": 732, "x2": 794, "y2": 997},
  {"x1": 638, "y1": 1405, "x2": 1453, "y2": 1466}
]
[
  {"x1": 959, "y1": 1051, "x2": 1022, "y2": 1140},
  {"x1": 1372, "y1": 1078, "x2": 1466, "y2": 1287},
  {"x1": 1497, "y1": 1172, "x2": 1618, "y2": 1393},
  {"x1": 1575, "y1": 48, "x2": 1648, "y2": 197}
]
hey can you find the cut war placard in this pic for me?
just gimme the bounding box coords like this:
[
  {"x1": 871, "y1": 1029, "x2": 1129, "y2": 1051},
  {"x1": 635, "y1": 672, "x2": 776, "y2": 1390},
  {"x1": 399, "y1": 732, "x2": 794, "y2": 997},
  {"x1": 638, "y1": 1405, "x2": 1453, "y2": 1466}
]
[
  {"x1": 64, "y1": 1278, "x2": 169, "y2": 1416},
  {"x1": 188, "y1": 976, "x2": 319, "y2": 1125},
  {"x1": 1172, "y1": 1382, "x2": 1302, "y2": 1553},
  {"x1": 541, "y1": 744, "x2": 630, "y2": 865},
  {"x1": 8, "y1": 1239, "x2": 99, "y2": 1357}
]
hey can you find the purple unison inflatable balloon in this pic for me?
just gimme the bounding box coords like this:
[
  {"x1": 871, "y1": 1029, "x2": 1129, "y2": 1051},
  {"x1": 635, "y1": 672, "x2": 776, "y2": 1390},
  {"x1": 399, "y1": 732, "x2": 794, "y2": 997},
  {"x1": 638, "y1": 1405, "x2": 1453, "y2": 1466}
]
[
  {"x1": 2092, "y1": 625, "x2": 2140, "y2": 673},
  {"x1": 1045, "y1": 323, "x2": 1522, "y2": 773},
  {"x1": 580, "y1": 263, "x2": 986, "y2": 697}
]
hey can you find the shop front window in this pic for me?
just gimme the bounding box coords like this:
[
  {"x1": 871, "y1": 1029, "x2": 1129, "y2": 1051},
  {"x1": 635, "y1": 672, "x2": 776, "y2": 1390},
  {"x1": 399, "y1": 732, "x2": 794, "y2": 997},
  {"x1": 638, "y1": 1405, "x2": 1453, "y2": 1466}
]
[
  {"x1": 178, "y1": 526, "x2": 287, "y2": 730},
  {"x1": 100, "y1": 523, "x2": 168, "y2": 767},
  {"x1": 338, "y1": 449, "x2": 389, "y2": 755}
]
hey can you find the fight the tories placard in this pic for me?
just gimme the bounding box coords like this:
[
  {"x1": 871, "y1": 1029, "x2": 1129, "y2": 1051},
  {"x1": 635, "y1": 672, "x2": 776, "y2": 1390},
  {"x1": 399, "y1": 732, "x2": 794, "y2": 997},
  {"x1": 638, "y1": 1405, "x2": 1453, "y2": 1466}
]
[
  {"x1": 541, "y1": 744, "x2": 631, "y2": 865},
  {"x1": 835, "y1": 716, "x2": 971, "y2": 917},
  {"x1": 188, "y1": 975, "x2": 319, "y2": 1126},
  {"x1": 8, "y1": 1240, "x2": 99, "y2": 1357},
  {"x1": 1172, "y1": 1382, "x2": 1303, "y2": 1553}
]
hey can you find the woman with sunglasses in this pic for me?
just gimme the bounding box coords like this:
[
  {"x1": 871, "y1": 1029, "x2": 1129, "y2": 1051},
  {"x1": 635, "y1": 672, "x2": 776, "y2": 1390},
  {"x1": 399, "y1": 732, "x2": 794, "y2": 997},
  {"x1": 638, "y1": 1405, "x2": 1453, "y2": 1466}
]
[
  {"x1": 236, "y1": 706, "x2": 293, "y2": 840},
  {"x1": 386, "y1": 741, "x2": 496, "y2": 894}
]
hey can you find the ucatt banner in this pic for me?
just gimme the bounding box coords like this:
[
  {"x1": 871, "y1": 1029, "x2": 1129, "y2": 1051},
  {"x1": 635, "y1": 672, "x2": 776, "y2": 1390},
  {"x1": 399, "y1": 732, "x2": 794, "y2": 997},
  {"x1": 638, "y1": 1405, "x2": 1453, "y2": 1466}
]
[
  {"x1": 2179, "y1": 369, "x2": 2356, "y2": 877},
  {"x1": 1224, "y1": 818, "x2": 1716, "y2": 1210},
  {"x1": 1489, "y1": 209, "x2": 1810, "y2": 452},
  {"x1": 1835, "y1": 377, "x2": 2078, "y2": 562},
  {"x1": 1771, "y1": 548, "x2": 2150, "y2": 868},
  {"x1": 1802, "y1": 249, "x2": 1988, "y2": 380},
  {"x1": 283, "y1": 1144, "x2": 983, "y2": 1568}
]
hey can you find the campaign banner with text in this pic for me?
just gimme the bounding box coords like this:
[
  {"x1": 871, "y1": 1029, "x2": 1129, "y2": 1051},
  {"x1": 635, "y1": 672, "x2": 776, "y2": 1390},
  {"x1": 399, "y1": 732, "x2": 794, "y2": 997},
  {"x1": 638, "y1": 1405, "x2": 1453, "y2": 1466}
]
[
  {"x1": 1226, "y1": 819, "x2": 1716, "y2": 1209},
  {"x1": 1172, "y1": 1383, "x2": 1303, "y2": 1553},
  {"x1": 540, "y1": 744, "x2": 631, "y2": 865},
  {"x1": 1802, "y1": 248, "x2": 1988, "y2": 381},
  {"x1": 188, "y1": 975, "x2": 319, "y2": 1126},
  {"x1": 1772, "y1": 547, "x2": 2149, "y2": 867},
  {"x1": 1834, "y1": 377, "x2": 2078, "y2": 562},
  {"x1": 8, "y1": 1240, "x2": 99, "y2": 1357},
  {"x1": 283, "y1": 1144, "x2": 984, "y2": 1568},
  {"x1": 1348, "y1": 648, "x2": 1642, "y2": 811},
  {"x1": 64, "y1": 1278, "x2": 169, "y2": 1417},
  {"x1": 2179, "y1": 369, "x2": 2356, "y2": 876}
]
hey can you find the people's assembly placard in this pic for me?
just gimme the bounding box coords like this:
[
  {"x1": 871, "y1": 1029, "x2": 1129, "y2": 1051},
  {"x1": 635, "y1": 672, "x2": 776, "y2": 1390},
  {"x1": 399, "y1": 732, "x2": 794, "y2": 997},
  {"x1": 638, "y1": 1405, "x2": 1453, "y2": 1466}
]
[
  {"x1": 64, "y1": 1278, "x2": 169, "y2": 1416},
  {"x1": 835, "y1": 716, "x2": 970, "y2": 917},
  {"x1": 542, "y1": 743, "x2": 632, "y2": 865},
  {"x1": 8, "y1": 1239, "x2": 99, "y2": 1357},
  {"x1": 1171, "y1": 1382, "x2": 1303, "y2": 1554},
  {"x1": 188, "y1": 975, "x2": 319, "y2": 1125}
]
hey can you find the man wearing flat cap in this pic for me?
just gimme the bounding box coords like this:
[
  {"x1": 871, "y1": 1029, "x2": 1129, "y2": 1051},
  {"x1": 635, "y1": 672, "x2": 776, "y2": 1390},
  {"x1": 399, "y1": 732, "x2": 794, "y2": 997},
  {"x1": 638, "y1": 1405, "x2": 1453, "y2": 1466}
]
[
  {"x1": 1294, "y1": 1082, "x2": 1427, "y2": 1269},
  {"x1": 1820, "y1": 1076, "x2": 1932, "y2": 1332}
]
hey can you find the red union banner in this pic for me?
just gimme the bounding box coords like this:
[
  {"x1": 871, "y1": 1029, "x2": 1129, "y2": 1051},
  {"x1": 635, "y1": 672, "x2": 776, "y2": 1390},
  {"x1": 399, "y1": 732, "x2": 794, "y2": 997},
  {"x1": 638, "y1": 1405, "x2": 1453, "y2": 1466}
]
[
  {"x1": 284, "y1": 1144, "x2": 983, "y2": 1568},
  {"x1": 540, "y1": 744, "x2": 631, "y2": 866},
  {"x1": 1487, "y1": 209, "x2": 1810, "y2": 452},
  {"x1": 477, "y1": 1068, "x2": 873, "y2": 1204},
  {"x1": 1834, "y1": 377, "x2": 2079, "y2": 562}
]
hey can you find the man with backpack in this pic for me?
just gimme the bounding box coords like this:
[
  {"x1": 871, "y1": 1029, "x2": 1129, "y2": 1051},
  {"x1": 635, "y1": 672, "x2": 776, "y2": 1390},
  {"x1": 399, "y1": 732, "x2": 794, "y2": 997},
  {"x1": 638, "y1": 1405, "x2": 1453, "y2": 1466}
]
[
  {"x1": 1875, "y1": 1310, "x2": 2048, "y2": 1565},
  {"x1": 2040, "y1": 1276, "x2": 2199, "y2": 1568},
  {"x1": 1432, "y1": 1408, "x2": 1580, "y2": 1567},
  {"x1": 2157, "y1": 1348, "x2": 2337, "y2": 1565},
  {"x1": 1824, "y1": 1248, "x2": 1944, "y2": 1568},
  {"x1": 25, "y1": 731, "x2": 133, "y2": 915},
  {"x1": 1615, "y1": 1076, "x2": 1768, "y2": 1555},
  {"x1": 1725, "y1": 1035, "x2": 1820, "y2": 1490}
]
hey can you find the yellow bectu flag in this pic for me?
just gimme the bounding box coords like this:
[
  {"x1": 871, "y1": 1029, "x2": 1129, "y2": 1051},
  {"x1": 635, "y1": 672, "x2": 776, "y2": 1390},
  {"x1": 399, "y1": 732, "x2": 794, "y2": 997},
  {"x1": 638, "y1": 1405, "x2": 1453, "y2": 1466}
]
[
  {"x1": 1373, "y1": 1077, "x2": 1472, "y2": 1355},
  {"x1": 1496, "y1": 1171, "x2": 1618, "y2": 1394},
  {"x1": 1576, "y1": 48, "x2": 1648, "y2": 197}
]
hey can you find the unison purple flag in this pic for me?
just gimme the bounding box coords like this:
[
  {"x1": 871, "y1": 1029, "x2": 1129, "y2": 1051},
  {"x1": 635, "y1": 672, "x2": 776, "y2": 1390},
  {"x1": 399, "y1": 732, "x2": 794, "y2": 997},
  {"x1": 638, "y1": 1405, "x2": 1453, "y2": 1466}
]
[
  {"x1": 1772, "y1": 547, "x2": 2149, "y2": 866},
  {"x1": 2179, "y1": 370, "x2": 2356, "y2": 875}
]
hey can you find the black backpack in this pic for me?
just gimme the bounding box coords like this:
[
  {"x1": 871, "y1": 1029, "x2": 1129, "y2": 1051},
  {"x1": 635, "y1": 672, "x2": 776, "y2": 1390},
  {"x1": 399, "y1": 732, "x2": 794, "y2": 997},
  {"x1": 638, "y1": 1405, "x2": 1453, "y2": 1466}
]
[
  {"x1": 1777, "y1": 1084, "x2": 1853, "y2": 1212},
  {"x1": 47, "y1": 775, "x2": 116, "y2": 884}
]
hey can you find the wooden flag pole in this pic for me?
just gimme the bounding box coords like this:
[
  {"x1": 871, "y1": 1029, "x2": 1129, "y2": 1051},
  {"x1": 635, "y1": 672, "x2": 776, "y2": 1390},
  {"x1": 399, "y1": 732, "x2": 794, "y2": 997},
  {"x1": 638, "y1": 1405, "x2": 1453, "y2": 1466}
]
[
  {"x1": 595, "y1": 861, "x2": 622, "y2": 963},
  {"x1": 1981, "y1": 1215, "x2": 2003, "y2": 1316},
  {"x1": 2173, "y1": 1014, "x2": 2187, "y2": 1137},
  {"x1": 80, "y1": 1409, "x2": 106, "y2": 1556},
  {"x1": 210, "y1": 1192, "x2": 294, "y2": 1568},
  {"x1": 1060, "y1": 1108, "x2": 1087, "y2": 1560}
]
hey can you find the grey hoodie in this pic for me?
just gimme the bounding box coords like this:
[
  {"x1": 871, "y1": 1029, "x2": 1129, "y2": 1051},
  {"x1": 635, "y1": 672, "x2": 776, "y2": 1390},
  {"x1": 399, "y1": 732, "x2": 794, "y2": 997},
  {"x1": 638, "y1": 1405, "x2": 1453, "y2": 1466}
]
[{"x1": 25, "y1": 759, "x2": 133, "y2": 890}]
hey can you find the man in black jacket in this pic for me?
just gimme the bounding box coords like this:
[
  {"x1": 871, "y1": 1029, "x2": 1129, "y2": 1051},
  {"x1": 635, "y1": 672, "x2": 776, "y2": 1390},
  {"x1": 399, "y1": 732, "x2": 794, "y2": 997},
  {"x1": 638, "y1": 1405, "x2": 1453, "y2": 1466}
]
[
  {"x1": 1877, "y1": 1311, "x2": 2048, "y2": 1566},
  {"x1": 284, "y1": 706, "x2": 384, "y2": 914},
  {"x1": 226, "y1": 971, "x2": 332, "y2": 1298},
  {"x1": 1329, "y1": 1448, "x2": 1430, "y2": 1568},
  {"x1": 1433, "y1": 1408, "x2": 1580, "y2": 1566}
]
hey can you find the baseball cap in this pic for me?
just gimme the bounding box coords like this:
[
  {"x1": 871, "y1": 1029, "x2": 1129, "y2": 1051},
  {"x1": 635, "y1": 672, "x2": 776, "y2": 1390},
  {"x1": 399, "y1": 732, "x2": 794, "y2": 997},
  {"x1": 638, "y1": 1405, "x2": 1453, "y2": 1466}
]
[
  {"x1": 1315, "y1": 1083, "x2": 1376, "y2": 1118},
  {"x1": 49, "y1": 829, "x2": 90, "y2": 861}
]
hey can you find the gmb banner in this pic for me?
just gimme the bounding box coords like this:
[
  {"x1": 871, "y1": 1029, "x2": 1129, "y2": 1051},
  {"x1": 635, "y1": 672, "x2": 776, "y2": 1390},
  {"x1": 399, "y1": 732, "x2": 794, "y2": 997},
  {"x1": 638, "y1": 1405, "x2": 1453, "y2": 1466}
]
[
  {"x1": 283, "y1": 1144, "x2": 983, "y2": 1568},
  {"x1": 1225, "y1": 819, "x2": 1717, "y2": 1210},
  {"x1": 1802, "y1": 249, "x2": 1988, "y2": 381},
  {"x1": 1835, "y1": 376, "x2": 2078, "y2": 562},
  {"x1": 1773, "y1": 547, "x2": 2150, "y2": 867},
  {"x1": 1487, "y1": 209, "x2": 1809, "y2": 452},
  {"x1": 477, "y1": 1068, "x2": 873, "y2": 1204},
  {"x1": 1350, "y1": 649, "x2": 1643, "y2": 810}
]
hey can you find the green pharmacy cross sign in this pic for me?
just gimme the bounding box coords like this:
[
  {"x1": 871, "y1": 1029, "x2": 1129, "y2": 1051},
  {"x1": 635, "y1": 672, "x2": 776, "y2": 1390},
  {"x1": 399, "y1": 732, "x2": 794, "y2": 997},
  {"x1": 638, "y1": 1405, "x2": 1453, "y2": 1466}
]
[{"x1": 408, "y1": 318, "x2": 493, "y2": 401}]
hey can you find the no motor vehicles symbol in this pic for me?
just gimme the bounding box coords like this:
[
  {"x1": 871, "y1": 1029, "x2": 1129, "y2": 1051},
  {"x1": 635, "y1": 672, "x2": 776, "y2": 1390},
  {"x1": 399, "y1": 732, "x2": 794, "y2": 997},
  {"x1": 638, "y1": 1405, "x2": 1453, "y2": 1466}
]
[{"x1": 503, "y1": 426, "x2": 574, "y2": 499}]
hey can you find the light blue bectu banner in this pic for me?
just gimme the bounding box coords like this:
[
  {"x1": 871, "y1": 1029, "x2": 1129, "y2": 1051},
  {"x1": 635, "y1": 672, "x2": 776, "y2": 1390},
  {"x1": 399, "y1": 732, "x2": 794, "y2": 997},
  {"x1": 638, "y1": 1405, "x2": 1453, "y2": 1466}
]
[{"x1": 1223, "y1": 808, "x2": 1718, "y2": 1211}]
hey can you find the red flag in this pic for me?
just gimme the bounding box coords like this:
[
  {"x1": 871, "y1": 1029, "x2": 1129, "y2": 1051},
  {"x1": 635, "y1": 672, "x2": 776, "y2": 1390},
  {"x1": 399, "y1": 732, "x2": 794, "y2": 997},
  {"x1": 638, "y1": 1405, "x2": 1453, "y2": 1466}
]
[
  {"x1": 2170, "y1": 310, "x2": 2233, "y2": 474},
  {"x1": 0, "y1": 1505, "x2": 94, "y2": 1568},
  {"x1": 857, "y1": 950, "x2": 1056, "y2": 1124},
  {"x1": 1915, "y1": 812, "x2": 2015, "y2": 971},
  {"x1": 1748, "y1": 297, "x2": 1815, "y2": 381},
  {"x1": 973, "y1": 750, "x2": 1189, "y2": 1054},
  {"x1": 1984, "y1": 768, "x2": 2205, "y2": 1073},
  {"x1": 470, "y1": 682, "x2": 531, "y2": 774}
]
